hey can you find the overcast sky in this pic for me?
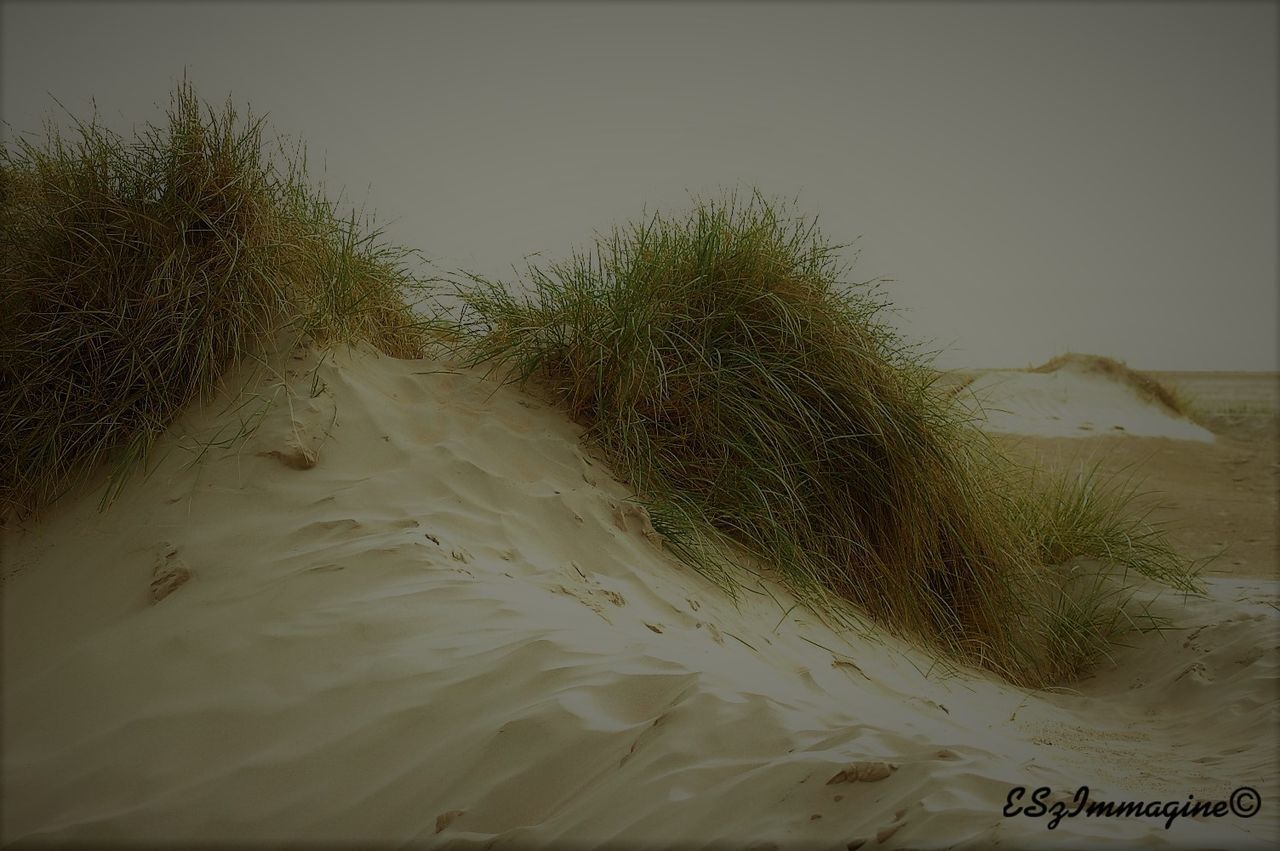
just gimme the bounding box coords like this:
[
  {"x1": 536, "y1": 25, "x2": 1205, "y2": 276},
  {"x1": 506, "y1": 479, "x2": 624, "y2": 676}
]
[{"x1": 3, "y1": 1, "x2": 1275, "y2": 370}]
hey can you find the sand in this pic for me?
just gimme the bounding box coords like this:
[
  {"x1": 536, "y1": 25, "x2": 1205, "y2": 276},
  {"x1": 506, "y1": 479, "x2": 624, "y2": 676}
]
[
  {"x1": 955, "y1": 363, "x2": 1215, "y2": 442},
  {"x1": 3, "y1": 347, "x2": 1276, "y2": 848}
]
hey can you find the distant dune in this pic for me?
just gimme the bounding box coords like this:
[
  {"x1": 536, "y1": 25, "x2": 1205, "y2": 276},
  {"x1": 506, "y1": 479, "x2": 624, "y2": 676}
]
[
  {"x1": 952, "y1": 353, "x2": 1216, "y2": 442},
  {"x1": 1030, "y1": 353, "x2": 1194, "y2": 417}
]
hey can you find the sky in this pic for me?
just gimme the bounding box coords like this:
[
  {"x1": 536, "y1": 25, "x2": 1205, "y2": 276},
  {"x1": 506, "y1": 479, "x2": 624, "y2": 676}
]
[{"x1": 2, "y1": 1, "x2": 1276, "y2": 370}]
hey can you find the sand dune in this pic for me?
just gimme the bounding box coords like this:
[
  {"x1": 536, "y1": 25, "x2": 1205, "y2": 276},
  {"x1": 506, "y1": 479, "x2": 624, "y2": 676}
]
[
  {"x1": 956, "y1": 361, "x2": 1214, "y2": 442},
  {"x1": 3, "y1": 347, "x2": 1276, "y2": 848}
]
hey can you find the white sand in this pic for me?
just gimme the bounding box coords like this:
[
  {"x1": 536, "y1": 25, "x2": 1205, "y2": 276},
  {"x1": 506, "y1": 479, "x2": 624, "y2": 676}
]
[
  {"x1": 3, "y1": 347, "x2": 1275, "y2": 847},
  {"x1": 960, "y1": 366, "x2": 1215, "y2": 441}
]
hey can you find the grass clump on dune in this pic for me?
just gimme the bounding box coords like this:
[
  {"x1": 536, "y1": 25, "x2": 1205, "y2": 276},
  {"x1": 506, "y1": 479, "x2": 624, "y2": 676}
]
[
  {"x1": 1, "y1": 81, "x2": 430, "y2": 514},
  {"x1": 452, "y1": 192, "x2": 1199, "y2": 686}
]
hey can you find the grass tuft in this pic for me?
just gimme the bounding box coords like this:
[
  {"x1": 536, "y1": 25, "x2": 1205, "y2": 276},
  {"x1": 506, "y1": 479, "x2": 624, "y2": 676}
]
[
  {"x1": 1, "y1": 80, "x2": 431, "y2": 515},
  {"x1": 449, "y1": 191, "x2": 1200, "y2": 686}
]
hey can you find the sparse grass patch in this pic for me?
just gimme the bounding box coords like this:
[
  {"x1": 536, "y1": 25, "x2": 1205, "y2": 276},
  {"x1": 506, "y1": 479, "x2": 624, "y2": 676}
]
[
  {"x1": 1, "y1": 81, "x2": 431, "y2": 514},
  {"x1": 450, "y1": 191, "x2": 1200, "y2": 686},
  {"x1": 1022, "y1": 461, "x2": 1197, "y2": 592}
]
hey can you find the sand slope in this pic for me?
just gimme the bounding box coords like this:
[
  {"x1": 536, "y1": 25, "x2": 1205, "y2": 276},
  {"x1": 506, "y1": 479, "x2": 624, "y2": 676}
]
[
  {"x1": 3, "y1": 347, "x2": 1276, "y2": 848},
  {"x1": 959, "y1": 365, "x2": 1214, "y2": 441}
]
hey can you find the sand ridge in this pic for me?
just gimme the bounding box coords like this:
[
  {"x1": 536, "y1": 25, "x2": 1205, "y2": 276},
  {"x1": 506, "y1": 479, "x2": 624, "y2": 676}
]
[
  {"x1": 956, "y1": 362, "x2": 1215, "y2": 442},
  {"x1": 2, "y1": 347, "x2": 1276, "y2": 847}
]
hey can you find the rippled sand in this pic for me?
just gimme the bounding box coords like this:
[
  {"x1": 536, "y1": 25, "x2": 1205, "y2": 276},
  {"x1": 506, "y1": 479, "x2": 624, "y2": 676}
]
[{"x1": 3, "y1": 347, "x2": 1275, "y2": 848}]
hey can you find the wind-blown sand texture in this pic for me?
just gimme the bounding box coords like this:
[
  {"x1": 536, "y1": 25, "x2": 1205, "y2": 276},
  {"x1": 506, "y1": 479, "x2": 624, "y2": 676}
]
[{"x1": 3, "y1": 347, "x2": 1276, "y2": 848}]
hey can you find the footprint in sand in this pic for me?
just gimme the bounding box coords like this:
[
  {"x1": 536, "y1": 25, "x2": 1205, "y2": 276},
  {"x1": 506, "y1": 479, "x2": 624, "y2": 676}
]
[
  {"x1": 550, "y1": 584, "x2": 614, "y2": 623},
  {"x1": 258, "y1": 445, "x2": 318, "y2": 470},
  {"x1": 875, "y1": 821, "x2": 905, "y2": 843},
  {"x1": 1175, "y1": 661, "x2": 1214, "y2": 684},
  {"x1": 599, "y1": 589, "x2": 626, "y2": 607},
  {"x1": 150, "y1": 542, "x2": 192, "y2": 603},
  {"x1": 832, "y1": 658, "x2": 870, "y2": 679},
  {"x1": 434, "y1": 809, "x2": 465, "y2": 834},
  {"x1": 610, "y1": 502, "x2": 665, "y2": 547},
  {"x1": 825, "y1": 761, "x2": 897, "y2": 785},
  {"x1": 701, "y1": 622, "x2": 726, "y2": 645},
  {"x1": 257, "y1": 393, "x2": 336, "y2": 470}
]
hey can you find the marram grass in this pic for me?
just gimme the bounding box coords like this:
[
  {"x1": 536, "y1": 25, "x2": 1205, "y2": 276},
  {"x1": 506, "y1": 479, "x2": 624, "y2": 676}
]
[
  {"x1": 451, "y1": 192, "x2": 1200, "y2": 686},
  {"x1": 0, "y1": 82, "x2": 430, "y2": 514}
]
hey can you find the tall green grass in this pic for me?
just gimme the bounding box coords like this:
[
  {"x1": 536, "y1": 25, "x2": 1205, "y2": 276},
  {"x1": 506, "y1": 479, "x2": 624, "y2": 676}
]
[
  {"x1": 0, "y1": 81, "x2": 430, "y2": 514},
  {"x1": 451, "y1": 192, "x2": 1200, "y2": 686}
]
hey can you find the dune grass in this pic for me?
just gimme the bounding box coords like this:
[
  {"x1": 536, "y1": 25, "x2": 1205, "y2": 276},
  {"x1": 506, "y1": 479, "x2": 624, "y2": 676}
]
[
  {"x1": 450, "y1": 192, "x2": 1200, "y2": 686},
  {"x1": 0, "y1": 81, "x2": 430, "y2": 515}
]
